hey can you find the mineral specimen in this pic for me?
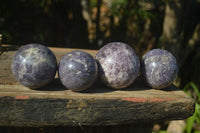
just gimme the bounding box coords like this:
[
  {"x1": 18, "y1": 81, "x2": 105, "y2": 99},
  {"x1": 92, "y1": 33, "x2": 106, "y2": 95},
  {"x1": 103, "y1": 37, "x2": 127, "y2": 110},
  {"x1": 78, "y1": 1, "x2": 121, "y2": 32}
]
[
  {"x1": 12, "y1": 44, "x2": 57, "y2": 89},
  {"x1": 59, "y1": 51, "x2": 98, "y2": 91},
  {"x1": 141, "y1": 49, "x2": 178, "y2": 89},
  {"x1": 95, "y1": 42, "x2": 140, "y2": 89}
]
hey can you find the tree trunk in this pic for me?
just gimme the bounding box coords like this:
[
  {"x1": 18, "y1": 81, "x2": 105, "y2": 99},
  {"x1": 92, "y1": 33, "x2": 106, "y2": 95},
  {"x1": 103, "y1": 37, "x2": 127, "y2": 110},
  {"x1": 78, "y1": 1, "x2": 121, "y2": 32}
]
[
  {"x1": 161, "y1": 0, "x2": 190, "y2": 63},
  {"x1": 96, "y1": 0, "x2": 102, "y2": 41}
]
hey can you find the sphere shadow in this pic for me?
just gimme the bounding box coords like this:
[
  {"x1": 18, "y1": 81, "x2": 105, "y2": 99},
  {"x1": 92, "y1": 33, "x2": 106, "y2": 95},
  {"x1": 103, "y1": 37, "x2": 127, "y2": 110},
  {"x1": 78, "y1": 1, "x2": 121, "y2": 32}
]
[
  {"x1": 121, "y1": 78, "x2": 180, "y2": 92},
  {"x1": 79, "y1": 80, "x2": 116, "y2": 94},
  {"x1": 80, "y1": 78, "x2": 153, "y2": 93},
  {"x1": 35, "y1": 78, "x2": 67, "y2": 91},
  {"x1": 118, "y1": 78, "x2": 151, "y2": 92},
  {"x1": 34, "y1": 78, "x2": 180, "y2": 92}
]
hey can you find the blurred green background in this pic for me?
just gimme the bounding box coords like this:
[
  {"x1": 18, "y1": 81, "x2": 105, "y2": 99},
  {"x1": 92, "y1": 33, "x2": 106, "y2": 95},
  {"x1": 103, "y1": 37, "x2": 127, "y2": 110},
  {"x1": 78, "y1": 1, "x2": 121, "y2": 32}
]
[{"x1": 0, "y1": 0, "x2": 200, "y2": 132}]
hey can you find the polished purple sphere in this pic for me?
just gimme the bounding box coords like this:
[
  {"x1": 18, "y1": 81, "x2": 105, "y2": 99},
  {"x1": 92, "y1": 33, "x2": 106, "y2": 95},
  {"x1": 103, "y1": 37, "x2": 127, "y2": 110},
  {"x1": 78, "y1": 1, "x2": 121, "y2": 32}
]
[
  {"x1": 59, "y1": 51, "x2": 98, "y2": 91},
  {"x1": 95, "y1": 42, "x2": 140, "y2": 89},
  {"x1": 141, "y1": 49, "x2": 178, "y2": 89},
  {"x1": 12, "y1": 44, "x2": 57, "y2": 89}
]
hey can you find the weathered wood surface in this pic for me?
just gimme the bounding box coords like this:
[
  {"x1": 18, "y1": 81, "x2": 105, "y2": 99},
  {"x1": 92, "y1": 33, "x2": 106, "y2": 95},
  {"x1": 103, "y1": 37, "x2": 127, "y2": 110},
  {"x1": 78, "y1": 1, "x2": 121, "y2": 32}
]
[{"x1": 0, "y1": 47, "x2": 195, "y2": 127}]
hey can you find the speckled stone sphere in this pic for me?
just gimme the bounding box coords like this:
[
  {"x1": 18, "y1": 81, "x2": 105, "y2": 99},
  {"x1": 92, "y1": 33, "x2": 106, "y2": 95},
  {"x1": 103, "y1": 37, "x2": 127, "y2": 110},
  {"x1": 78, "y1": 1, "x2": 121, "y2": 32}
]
[
  {"x1": 95, "y1": 42, "x2": 140, "y2": 89},
  {"x1": 59, "y1": 51, "x2": 98, "y2": 91},
  {"x1": 12, "y1": 44, "x2": 57, "y2": 89},
  {"x1": 141, "y1": 49, "x2": 178, "y2": 89}
]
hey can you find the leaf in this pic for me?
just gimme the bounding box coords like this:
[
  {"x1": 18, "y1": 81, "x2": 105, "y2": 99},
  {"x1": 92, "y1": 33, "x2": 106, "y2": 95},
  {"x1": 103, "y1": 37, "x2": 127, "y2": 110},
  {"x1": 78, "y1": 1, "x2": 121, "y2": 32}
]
[
  {"x1": 183, "y1": 82, "x2": 200, "y2": 133},
  {"x1": 183, "y1": 82, "x2": 200, "y2": 101},
  {"x1": 190, "y1": 82, "x2": 200, "y2": 101},
  {"x1": 185, "y1": 115, "x2": 195, "y2": 133},
  {"x1": 194, "y1": 103, "x2": 200, "y2": 124}
]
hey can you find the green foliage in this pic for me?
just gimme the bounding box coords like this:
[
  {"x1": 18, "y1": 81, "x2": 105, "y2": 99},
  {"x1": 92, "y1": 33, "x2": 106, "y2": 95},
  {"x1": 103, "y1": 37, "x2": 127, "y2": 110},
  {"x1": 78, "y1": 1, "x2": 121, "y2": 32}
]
[
  {"x1": 110, "y1": 0, "x2": 156, "y2": 21},
  {"x1": 153, "y1": 131, "x2": 168, "y2": 133},
  {"x1": 110, "y1": 0, "x2": 128, "y2": 20},
  {"x1": 1, "y1": 31, "x2": 12, "y2": 43},
  {"x1": 183, "y1": 82, "x2": 200, "y2": 101},
  {"x1": 183, "y1": 82, "x2": 200, "y2": 133},
  {"x1": 90, "y1": 0, "x2": 98, "y2": 7}
]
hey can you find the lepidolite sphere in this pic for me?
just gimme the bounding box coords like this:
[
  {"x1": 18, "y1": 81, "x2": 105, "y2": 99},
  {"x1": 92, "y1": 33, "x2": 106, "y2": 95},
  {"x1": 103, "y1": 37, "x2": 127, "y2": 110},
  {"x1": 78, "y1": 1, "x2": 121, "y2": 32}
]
[
  {"x1": 59, "y1": 51, "x2": 98, "y2": 91},
  {"x1": 12, "y1": 44, "x2": 57, "y2": 89},
  {"x1": 95, "y1": 42, "x2": 140, "y2": 89},
  {"x1": 141, "y1": 49, "x2": 178, "y2": 89}
]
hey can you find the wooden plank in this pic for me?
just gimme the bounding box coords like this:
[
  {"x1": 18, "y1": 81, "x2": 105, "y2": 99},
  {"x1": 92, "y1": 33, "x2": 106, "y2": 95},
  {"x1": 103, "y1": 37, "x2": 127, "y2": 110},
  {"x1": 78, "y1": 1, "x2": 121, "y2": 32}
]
[{"x1": 0, "y1": 47, "x2": 195, "y2": 127}]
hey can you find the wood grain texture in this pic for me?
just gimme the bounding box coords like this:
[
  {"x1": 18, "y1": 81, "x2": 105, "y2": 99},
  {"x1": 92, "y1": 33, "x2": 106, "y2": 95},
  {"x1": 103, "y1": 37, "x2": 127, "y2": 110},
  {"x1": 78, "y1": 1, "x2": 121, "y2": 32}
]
[{"x1": 0, "y1": 47, "x2": 195, "y2": 127}]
